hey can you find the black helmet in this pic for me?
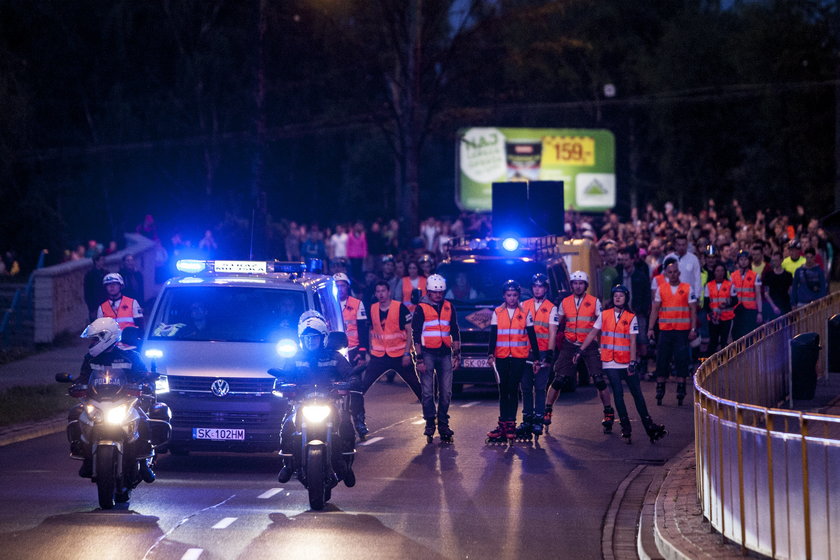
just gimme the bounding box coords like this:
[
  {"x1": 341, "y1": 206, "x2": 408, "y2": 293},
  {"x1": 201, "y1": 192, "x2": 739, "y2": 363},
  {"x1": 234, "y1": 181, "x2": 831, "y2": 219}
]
[
  {"x1": 502, "y1": 279, "x2": 521, "y2": 293},
  {"x1": 531, "y1": 273, "x2": 549, "y2": 287},
  {"x1": 611, "y1": 284, "x2": 630, "y2": 299}
]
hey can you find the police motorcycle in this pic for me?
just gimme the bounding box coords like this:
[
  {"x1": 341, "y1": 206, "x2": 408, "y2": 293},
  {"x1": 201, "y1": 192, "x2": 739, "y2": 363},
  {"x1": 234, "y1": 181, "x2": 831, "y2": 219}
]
[
  {"x1": 57, "y1": 320, "x2": 171, "y2": 510},
  {"x1": 269, "y1": 312, "x2": 361, "y2": 511}
]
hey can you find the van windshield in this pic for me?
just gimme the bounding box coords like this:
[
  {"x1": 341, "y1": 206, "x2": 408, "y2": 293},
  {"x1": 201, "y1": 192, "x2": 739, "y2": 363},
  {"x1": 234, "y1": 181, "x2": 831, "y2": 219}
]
[
  {"x1": 436, "y1": 260, "x2": 545, "y2": 305},
  {"x1": 149, "y1": 286, "x2": 306, "y2": 343}
]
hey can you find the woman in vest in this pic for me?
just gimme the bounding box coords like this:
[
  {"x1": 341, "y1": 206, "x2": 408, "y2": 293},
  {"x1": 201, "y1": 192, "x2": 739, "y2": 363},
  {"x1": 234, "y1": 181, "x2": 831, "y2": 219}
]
[
  {"x1": 704, "y1": 263, "x2": 735, "y2": 355},
  {"x1": 396, "y1": 261, "x2": 427, "y2": 313},
  {"x1": 486, "y1": 280, "x2": 540, "y2": 444},
  {"x1": 576, "y1": 285, "x2": 666, "y2": 443}
]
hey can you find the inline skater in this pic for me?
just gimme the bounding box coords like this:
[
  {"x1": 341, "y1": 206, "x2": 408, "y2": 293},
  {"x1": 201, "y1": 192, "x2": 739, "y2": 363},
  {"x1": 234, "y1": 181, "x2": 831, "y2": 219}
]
[
  {"x1": 544, "y1": 271, "x2": 614, "y2": 434},
  {"x1": 412, "y1": 274, "x2": 461, "y2": 443},
  {"x1": 576, "y1": 285, "x2": 666, "y2": 443},
  {"x1": 276, "y1": 313, "x2": 360, "y2": 486},
  {"x1": 647, "y1": 257, "x2": 698, "y2": 406},
  {"x1": 486, "y1": 280, "x2": 540, "y2": 444},
  {"x1": 517, "y1": 273, "x2": 558, "y2": 441}
]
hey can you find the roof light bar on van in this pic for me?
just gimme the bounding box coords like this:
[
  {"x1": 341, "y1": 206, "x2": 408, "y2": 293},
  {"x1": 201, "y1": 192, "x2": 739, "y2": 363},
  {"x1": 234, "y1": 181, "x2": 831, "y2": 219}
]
[{"x1": 175, "y1": 259, "x2": 308, "y2": 275}]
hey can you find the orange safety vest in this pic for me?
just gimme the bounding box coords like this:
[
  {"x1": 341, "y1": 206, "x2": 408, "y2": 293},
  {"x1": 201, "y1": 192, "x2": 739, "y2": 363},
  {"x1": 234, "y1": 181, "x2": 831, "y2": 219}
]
[
  {"x1": 418, "y1": 301, "x2": 452, "y2": 349},
  {"x1": 341, "y1": 296, "x2": 362, "y2": 349},
  {"x1": 658, "y1": 283, "x2": 691, "y2": 331},
  {"x1": 600, "y1": 309, "x2": 634, "y2": 364},
  {"x1": 561, "y1": 294, "x2": 598, "y2": 344},
  {"x1": 100, "y1": 297, "x2": 137, "y2": 330},
  {"x1": 707, "y1": 281, "x2": 735, "y2": 321},
  {"x1": 370, "y1": 302, "x2": 407, "y2": 358},
  {"x1": 401, "y1": 276, "x2": 427, "y2": 311},
  {"x1": 731, "y1": 269, "x2": 758, "y2": 310},
  {"x1": 494, "y1": 305, "x2": 529, "y2": 359},
  {"x1": 523, "y1": 298, "x2": 555, "y2": 351}
]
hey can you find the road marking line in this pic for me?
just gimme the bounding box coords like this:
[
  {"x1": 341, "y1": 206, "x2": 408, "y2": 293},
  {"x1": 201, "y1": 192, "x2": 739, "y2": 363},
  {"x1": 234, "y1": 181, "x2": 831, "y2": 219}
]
[
  {"x1": 411, "y1": 419, "x2": 426, "y2": 425},
  {"x1": 181, "y1": 549, "x2": 203, "y2": 560},
  {"x1": 258, "y1": 488, "x2": 284, "y2": 499},
  {"x1": 360, "y1": 436, "x2": 384, "y2": 446},
  {"x1": 212, "y1": 517, "x2": 237, "y2": 529},
  {"x1": 142, "y1": 495, "x2": 235, "y2": 560},
  {"x1": 461, "y1": 401, "x2": 481, "y2": 408}
]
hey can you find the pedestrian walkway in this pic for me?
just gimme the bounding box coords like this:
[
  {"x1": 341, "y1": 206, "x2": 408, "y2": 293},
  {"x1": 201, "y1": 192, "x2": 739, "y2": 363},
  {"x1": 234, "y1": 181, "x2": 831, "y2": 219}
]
[{"x1": 0, "y1": 336, "x2": 89, "y2": 390}]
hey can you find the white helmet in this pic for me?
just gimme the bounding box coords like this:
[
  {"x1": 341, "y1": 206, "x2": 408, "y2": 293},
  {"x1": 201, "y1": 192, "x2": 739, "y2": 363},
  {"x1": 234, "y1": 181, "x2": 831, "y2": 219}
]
[
  {"x1": 570, "y1": 270, "x2": 589, "y2": 284},
  {"x1": 426, "y1": 274, "x2": 447, "y2": 292},
  {"x1": 103, "y1": 272, "x2": 124, "y2": 286},
  {"x1": 333, "y1": 273, "x2": 350, "y2": 285},
  {"x1": 298, "y1": 315, "x2": 328, "y2": 340},
  {"x1": 298, "y1": 309, "x2": 326, "y2": 323},
  {"x1": 81, "y1": 317, "x2": 121, "y2": 357}
]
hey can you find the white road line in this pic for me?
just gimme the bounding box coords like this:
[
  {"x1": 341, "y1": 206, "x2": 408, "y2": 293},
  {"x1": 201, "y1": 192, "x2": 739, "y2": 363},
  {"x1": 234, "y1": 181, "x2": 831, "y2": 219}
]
[
  {"x1": 212, "y1": 517, "x2": 237, "y2": 529},
  {"x1": 181, "y1": 549, "x2": 203, "y2": 560},
  {"x1": 258, "y1": 488, "x2": 284, "y2": 499},
  {"x1": 460, "y1": 401, "x2": 481, "y2": 408},
  {"x1": 360, "y1": 436, "x2": 384, "y2": 446},
  {"x1": 411, "y1": 419, "x2": 426, "y2": 425}
]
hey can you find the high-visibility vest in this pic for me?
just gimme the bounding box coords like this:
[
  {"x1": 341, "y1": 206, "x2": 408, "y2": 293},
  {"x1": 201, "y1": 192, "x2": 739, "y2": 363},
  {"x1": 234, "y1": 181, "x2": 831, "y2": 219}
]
[
  {"x1": 523, "y1": 298, "x2": 555, "y2": 351},
  {"x1": 707, "y1": 281, "x2": 735, "y2": 321},
  {"x1": 561, "y1": 294, "x2": 598, "y2": 343},
  {"x1": 401, "y1": 276, "x2": 427, "y2": 311},
  {"x1": 658, "y1": 283, "x2": 691, "y2": 331},
  {"x1": 731, "y1": 269, "x2": 758, "y2": 310},
  {"x1": 600, "y1": 309, "x2": 634, "y2": 364},
  {"x1": 100, "y1": 297, "x2": 137, "y2": 330},
  {"x1": 370, "y1": 302, "x2": 406, "y2": 358},
  {"x1": 419, "y1": 301, "x2": 452, "y2": 349},
  {"x1": 494, "y1": 305, "x2": 529, "y2": 359},
  {"x1": 341, "y1": 296, "x2": 362, "y2": 349}
]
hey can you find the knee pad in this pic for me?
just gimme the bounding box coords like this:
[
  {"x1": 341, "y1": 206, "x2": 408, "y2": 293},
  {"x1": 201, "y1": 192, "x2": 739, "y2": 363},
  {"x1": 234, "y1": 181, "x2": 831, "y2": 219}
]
[{"x1": 595, "y1": 379, "x2": 608, "y2": 392}]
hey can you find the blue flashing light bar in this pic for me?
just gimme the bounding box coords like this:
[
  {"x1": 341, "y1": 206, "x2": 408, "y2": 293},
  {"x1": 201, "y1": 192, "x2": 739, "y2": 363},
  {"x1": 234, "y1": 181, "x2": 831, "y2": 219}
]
[
  {"x1": 502, "y1": 237, "x2": 520, "y2": 252},
  {"x1": 175, "y1": 259, "x2": 308, "y2": 275}
]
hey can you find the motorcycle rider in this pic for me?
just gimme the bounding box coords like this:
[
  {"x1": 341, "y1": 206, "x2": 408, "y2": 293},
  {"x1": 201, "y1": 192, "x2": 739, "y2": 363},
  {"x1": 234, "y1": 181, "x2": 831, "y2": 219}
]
[
  {"x1": 276, "y1": 313, "x2": 361, "y2": 486},
  {"x1": 67, "y1": 317, "x2": 156, "y2": 482}
]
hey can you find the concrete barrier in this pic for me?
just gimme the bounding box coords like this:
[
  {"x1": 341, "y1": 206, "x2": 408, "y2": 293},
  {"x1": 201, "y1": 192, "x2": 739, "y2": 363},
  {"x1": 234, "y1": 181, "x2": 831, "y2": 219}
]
[{"x1": 32, "y1": 233, "x2": 162, "y2": 344}]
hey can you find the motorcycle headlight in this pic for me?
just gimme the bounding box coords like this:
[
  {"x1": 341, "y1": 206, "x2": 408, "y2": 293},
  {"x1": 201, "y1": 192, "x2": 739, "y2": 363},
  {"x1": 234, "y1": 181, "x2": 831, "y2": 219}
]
[
  {"x1": 106, "y1": 404, "x2": 129, "y2": 425},
  {"x1": 302, "y1": 405, "x2": 331, "y2": 423},
  {"x1": 155, "y1": 375, "x2": 170, "y2": 394},
  {"x1": 85, "y1": 404, "x2": 103, "y2": 423}
]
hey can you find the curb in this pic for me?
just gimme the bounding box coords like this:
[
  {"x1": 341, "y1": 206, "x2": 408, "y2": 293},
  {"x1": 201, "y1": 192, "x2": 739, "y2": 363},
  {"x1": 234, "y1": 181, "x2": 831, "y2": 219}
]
[{"x1": 0, "y1": 414, "x2": 65, "y2": 447}]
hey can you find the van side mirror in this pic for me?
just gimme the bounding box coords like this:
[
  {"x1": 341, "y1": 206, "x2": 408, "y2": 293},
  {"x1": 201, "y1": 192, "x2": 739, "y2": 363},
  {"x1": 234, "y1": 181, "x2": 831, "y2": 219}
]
[{"x1": 326, "y1": 331, "x2": 349, "y2": 351}]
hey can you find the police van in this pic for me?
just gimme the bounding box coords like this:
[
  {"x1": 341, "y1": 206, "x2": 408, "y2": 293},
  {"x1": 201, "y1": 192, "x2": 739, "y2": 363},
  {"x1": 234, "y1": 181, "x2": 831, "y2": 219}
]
[
  {"x1": 436, "y1": 235, "x2": 601, "y2": 392},
  {"x1": 142, "y1": 259, "x2": 342, "y2": 453}
]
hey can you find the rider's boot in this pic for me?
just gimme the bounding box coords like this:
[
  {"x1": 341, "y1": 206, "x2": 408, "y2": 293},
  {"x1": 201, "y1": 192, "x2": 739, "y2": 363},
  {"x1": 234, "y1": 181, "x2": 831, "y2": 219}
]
[
  {"x1": 353, "y1": 412, "x2": 369, "y2": 441},
  {"x1": 138, "y1": 440, "x2": 156, "y2": 483},
  {"x1": 342, "y1": 453, "x2": 356, "y2": 488},
  {"x1": 277, "y1": 454, "x2": 295, "y2": 483}
]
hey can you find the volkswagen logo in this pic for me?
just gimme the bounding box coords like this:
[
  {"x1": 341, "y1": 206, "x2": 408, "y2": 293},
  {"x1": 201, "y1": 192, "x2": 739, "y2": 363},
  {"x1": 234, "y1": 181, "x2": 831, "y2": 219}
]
[{"x1": 210, "y1": 379, "x2": 230, "y2": 397}]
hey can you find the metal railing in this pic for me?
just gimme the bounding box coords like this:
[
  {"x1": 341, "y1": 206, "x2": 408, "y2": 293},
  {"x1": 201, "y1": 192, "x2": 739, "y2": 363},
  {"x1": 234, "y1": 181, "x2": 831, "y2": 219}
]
[
  {"x1": 0, "y1": 250, "x2": 47, "y2": 348},
  {"x1": 694, "y1": 292, "x2": 840, "y2": 559}
]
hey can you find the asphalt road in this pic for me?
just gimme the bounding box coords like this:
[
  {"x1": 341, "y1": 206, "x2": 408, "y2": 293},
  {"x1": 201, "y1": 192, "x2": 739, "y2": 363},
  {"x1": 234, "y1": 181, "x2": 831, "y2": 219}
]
[{"x1": 0, "y1": 379, "x2": 694, "y2": 560}]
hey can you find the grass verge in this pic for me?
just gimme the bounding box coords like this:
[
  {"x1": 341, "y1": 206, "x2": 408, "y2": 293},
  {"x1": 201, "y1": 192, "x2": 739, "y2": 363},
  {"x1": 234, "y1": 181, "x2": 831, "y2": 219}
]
[{"x1": 0, "y1": 384, "x2": 75, "y2": 427}]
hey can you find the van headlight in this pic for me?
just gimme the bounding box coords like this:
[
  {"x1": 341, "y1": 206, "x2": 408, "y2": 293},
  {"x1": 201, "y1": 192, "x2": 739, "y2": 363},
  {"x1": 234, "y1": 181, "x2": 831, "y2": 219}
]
[
  {"x1": 276, "y1": 338, "x2": 298, "y2": 358},
  {"x1": 155, "y1": 375, "x2": 170, "y2": 394},
  {"x1": 144, "y1": 349, "x2": 163, "y2": 360},
  {"x1": 302, "y1": 405, "x2": 331, "y2": 423}
]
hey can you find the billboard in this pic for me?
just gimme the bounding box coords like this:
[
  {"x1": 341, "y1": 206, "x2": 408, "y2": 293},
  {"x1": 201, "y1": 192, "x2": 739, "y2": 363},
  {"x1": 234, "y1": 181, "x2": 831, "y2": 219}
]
[{"x1": 456, "y1": 127, "x2": 615, "y2": 212}]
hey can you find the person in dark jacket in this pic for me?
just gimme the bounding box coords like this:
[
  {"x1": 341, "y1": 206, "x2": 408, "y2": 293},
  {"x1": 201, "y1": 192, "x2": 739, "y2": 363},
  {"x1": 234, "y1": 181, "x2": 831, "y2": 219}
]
[
  {"x1": 616, "y1": 247, "x2": 652, "y2": 373},
  {"x1": 791, "y1": 248, "x2": 827, "y2": 308},
  {"x1": 83, "y1": 253, "x2": 108, "y2": 322},
  {"x1": 119, "y1": 254, "x2": 145, "y2": 306}
]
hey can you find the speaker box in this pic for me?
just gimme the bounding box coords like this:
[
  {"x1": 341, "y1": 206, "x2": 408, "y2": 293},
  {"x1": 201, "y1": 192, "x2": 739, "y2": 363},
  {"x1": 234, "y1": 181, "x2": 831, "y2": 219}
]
[{"x1": 491, "y1": 181, "x2": 564, "y2": 237}]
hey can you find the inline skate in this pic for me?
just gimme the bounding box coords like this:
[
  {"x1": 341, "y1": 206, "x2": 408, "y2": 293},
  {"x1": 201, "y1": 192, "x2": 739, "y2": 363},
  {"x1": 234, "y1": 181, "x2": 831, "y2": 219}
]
[
  {"x1": 601, "y1": 406, "x2": 615, "y2": 434},
  {"x1": 423, "y1": 417, "x2": 436, "y2": 443},
  {"x1": 486, "y1": 419, "x2": 508, "y2": 445},
  {"x1": 514, "y1": 416, "x2": 533, "y2": 443},
  {"x1": 438, "y1": 422, "x2": 454, "y2": 444},
  {"x1": 531, "y1": 414, "x2": 544, "y2": 440},
  {"x1": 619, "y1": 419, "x2": 632, "y2": 444},
  {"x1": 655, "y1": 382, "x2": 666, "y2": 406},
  {"x1": 542, "y1": 405, "x2": 553, "y2": 434},
  {"x1": 644, "y1": 417, "x2": 667, "y2": 443}
]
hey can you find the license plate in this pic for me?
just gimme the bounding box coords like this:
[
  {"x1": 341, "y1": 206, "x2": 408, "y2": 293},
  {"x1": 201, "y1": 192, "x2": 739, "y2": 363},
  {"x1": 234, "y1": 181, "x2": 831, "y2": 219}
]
[
  {"x1": 462, "y1": 358, "x2": 488, "y2": 368},
  {"x1": 192, "y1": 428, "x2": 245, "y2": 441}
]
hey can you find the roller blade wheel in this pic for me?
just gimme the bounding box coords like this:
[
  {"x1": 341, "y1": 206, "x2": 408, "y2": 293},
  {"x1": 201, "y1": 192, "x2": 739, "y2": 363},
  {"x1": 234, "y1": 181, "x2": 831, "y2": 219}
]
[
  {"x1": 486, "y1": 422, "x2": 508, "y2": 445},
  {"x1": 646, "y1": 424, "x2": 668, "y2": 443},
  {"x1": 485, "y1": 437, "x2": 508, "y2": 445},
  {"x1": 438, "y1": 425, "x2": 454, "y2": 444},
  {"x1": 439, "y1": 433, "x2": 454, "y2": 444}
]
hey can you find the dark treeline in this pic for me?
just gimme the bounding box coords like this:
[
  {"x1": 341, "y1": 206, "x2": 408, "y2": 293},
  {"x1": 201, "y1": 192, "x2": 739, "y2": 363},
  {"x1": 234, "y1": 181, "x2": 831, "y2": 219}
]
[{"x1": 0, "y1": 0, "x2": 836, "y2": 268}]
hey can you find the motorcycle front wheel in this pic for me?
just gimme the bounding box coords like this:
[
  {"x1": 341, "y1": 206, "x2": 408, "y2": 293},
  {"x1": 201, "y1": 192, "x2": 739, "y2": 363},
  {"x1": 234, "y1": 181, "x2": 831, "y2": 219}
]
[
  {"x1": 306, "y1": 446, "x2": 326, "y2": 511},
  {"x1": 95, "y1": 446, "x2": 117, "y2": 509}
]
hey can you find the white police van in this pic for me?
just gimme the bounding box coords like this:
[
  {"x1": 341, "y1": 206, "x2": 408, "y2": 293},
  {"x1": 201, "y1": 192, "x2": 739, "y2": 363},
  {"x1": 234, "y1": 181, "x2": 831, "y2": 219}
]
[{"x1": 143, "y1": 259, "x2": 342, "y2": 453}]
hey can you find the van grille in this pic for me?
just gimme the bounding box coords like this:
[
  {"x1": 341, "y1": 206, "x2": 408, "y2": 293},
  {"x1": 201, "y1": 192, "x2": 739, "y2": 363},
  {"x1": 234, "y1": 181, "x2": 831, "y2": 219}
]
[
  {"x1": 172, "y1": 410, "x2": 276, "y2": 426},
  {"x1": 167, "y1": 375, "x2": 274, "y2": 394}
]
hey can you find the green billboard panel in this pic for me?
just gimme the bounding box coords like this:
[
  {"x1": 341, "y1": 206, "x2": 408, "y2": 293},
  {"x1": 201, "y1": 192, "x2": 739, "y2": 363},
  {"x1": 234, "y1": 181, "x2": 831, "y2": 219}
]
[{"x1": 456, "y1": 127, "x2": 615, "y2": 212}]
